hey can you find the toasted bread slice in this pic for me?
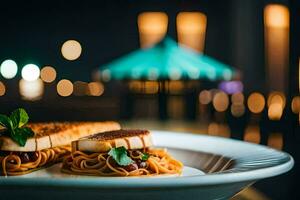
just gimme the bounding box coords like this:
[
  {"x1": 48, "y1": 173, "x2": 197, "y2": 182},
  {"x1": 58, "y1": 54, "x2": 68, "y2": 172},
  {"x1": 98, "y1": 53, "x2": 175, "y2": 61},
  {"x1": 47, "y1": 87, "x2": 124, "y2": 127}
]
[
  {"x1": 72, "y1": 129, "x2": 153, "y2": 153},
  {"x1": 0, "y1": 121, "x2": 120, "y2": 152}
]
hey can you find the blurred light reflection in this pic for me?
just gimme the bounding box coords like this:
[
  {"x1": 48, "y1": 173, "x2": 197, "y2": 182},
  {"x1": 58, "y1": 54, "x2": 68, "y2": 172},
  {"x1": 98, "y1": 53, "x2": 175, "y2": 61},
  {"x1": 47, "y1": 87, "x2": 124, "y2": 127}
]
[
  {"x1": 247, "y1": 92, "x2": 265, "y2": 114},
  {"x1": 41, "y1": 66, "x2": 57, "y2": 83},
  {"x1": 267, "y1": 132, "x2": 283, "y2": 150},
  {"x1": 244, "y1": 126, "x2": 261, "y2": 144},
  {"x1": 57, "y1": 79, "x2": 73, "y2": 97},
  {"x1": 19, "y1": 78, "x2": 44, "y2": 101},
  {"x1": 61, "y1": 40, "x2": 82, "y2": 61},
  {"x1": 0, "y1": 81, "x2": 5, "y2": 96},
  {"x1": 0, "y1": 59, "x2": 18, "y2": 79}
]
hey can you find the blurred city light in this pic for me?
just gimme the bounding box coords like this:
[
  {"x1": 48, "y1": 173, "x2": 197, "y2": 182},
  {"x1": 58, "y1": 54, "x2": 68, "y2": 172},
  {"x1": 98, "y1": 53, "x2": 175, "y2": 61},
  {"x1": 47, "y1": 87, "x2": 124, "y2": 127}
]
[
  {"x1": 0, "y1": 59, "x2": 18, "y2": 79},
  {"x1": 267, "y1": 92, "x2": 286, "y2": 108},
  {"x1": 57, "y1": 79, "x2": 73, "y2": 97},
  {"x1": 138, "y1": 12, "x2": 168, "y2": 48},
  {"x1": 219, "y1": 81, "x2": 243, "y2": 94},
  {"x1": 61, "y1": 40, "x2": 82, "y2": 61},
  {"x1": 87, "y1": 82, "x2": 104, "y2": 96},
  {"x1": 231, "y1": 92, "x2": 244, "y2": 104},
  {"x1": 264, "y1": 4, "x2": 289, "y2": 92},
  {"x1": 21, "y1": 64, "x2": 40, "y2": 81},
  {"x1": 176, "y1": 12, "x2": 207, "y2": 52},
  {"x1": 267, "y1": 132, "x2": 283, "y2": 150},
  {"x1": 0, "y1": 81, "x2": 5, "y2": 96},
  {"x1": 267, "y1": 92, "x2": 285, "y2": 120},
  {"x1": 19, "y1": 78, "x2": 44, "y2": 101},
  {"x1": 40, "y1": 66, "x2": 57, "y2": 83},
  {"x1": 291, "y1": 96, "x2": 300, "y2": 114},
  {"x1": 144, "y1": 81, "x2": 159, "y2": 94},
  {"x1": 199, "y1": 90, "x2": 212, "y2": 105},
  {"x1": 247, "y1": 92, "x2": 265, "y2": 114},
  {"x1": 244, "y1": 126, "x2": 261, "y2": 144},
  {"x1": 212, "y1": 91, "x2": 229, "y2": 112},
  {"x1": 264, "y1": 4, "x2": 289, "y2": 28},
  {"x1": 207, "y1": 123, "x2": 231, "y2": 138},
  {"x1": 168, "y1": 81, "x2": 184, "y2": 94},
  {"x1": 268, "y1": 103, "x2": 283, "y2": 120},
  {"x1": 231, "y1": 104, "x2": 245, "y2": 117}
]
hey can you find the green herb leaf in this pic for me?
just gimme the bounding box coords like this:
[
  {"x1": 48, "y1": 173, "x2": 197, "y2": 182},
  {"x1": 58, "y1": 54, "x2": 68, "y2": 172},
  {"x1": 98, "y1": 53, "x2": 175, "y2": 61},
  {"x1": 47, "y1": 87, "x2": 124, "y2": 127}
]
[
  {"x1": 0, "y1": 108, "x2": 33, "y2": 147},
  {"x1": 141, "y1": 152, "x2": 150, "y2": 161},
  {"x1": 0, "y1": 114, "x2": 13, "y2": 129},
  {"x1": 108, "y1": 147, "x2": 134, "y2": 166},
  {"x1": 10, "y1": 127, "x2": 34, "y2": 147},
  {"x1": 10, "y1": 108, "x2": 29, "y2": 128}
]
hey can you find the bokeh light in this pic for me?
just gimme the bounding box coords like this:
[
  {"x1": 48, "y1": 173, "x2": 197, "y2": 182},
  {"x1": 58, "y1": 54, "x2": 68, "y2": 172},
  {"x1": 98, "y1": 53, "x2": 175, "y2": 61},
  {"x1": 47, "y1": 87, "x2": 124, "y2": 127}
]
[
  {"x1": 231, "y1": 104, "x2": 245, "y2": 117},
  {"x1": 207, "y1": 123, "x2": 231, "y2": 138},
  {"x1": 61, "y1": 40, "x2": 82, "y2": 61},
  {"x1": 176, "y1": 12, "x2": 207, "y2": 52},
  {"x1": 0, "y1": 81, "x2": 5, "y2": 96},
  {"x1": 40, "y1": 66, "x2": 57, "y2": 83},
  {"x1": 267, "y1": 133, "x2": 283, "y2": 150},
  {"x1": 231, "y1": 92, "x2": 244, "y2": 104},
  {"x1": 0, "y1": 59, "x2": 18, "y2": 79},
  {"x1": 291, "y1": 96, "x2": 300, "y2": 114},
  {"x1": 244, "y1": 126, "x2": 261, "y2": 144},
  {"x1": 19, "y1": 78, "x2": 44, "y2": 101},
  {"x1": 212, "y1": 91, "x2": 229, "y2": 112},
  {"x1": 21, "y1": 64, "x2": 40, "y2": 81},
  {"x1": 88, "y1": 82, "x2": 104, "y2": 96},
  {"x1": 138, "y1": 12, "x2": 168, "y2": 48},
  {"x1": 268, "y1": 103, "x2": 283, "y2": 120},
  {"x1": 267, "y1": 92, "x2": 286, "y2": 108},
  {"x1": 199, "y1": 90, "x2": 212, "y2": 105},
  {"x1": 247, "y1": 92, "x2": 265, "y2": 114},
  {"x1": 57, "y1": 79, "x2": 73, "y2": 97},
  {"x1": 264, "y1": 4, "x2": 289, "y2": 28}
]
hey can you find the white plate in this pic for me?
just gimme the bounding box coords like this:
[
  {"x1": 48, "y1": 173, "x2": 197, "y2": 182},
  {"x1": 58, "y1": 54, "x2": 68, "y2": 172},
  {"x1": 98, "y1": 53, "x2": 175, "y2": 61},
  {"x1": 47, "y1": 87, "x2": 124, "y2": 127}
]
[{"x1": 0, "y1": 131, "x2": 294, "y2": 200}]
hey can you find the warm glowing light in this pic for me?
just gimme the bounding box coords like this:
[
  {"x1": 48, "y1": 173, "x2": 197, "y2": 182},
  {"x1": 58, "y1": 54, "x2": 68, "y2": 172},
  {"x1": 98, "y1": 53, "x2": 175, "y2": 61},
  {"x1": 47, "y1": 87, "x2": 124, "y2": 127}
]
[
  {"x1": 176, "y1": 12, "x2": 207, "y2": 52},
  {"x1": 87, "y1": 82, "x2": 104, "y2": 96},
  {"x1": 57, "y1": 79, "x2": 73, "y2": 97},
  {"x1": 145, "y1": 81, "x2": 159, "y2": 94},
  {"x1": 168, "y1": 81, "x2": 184, "y2": 94},
  {"x1": 129, "y1": 81, "x2": 142, "y2": 93},
  {"x1": 21, "y1": 64, "x2": 40, "y2": 81},
  {"x1": 73, "y1": 81, "x2": 88, "y2": 96},
  {"x1": 231, "y1": 104, "x2": 245, "y2": 117},
  {"x1": 40, "y1": 66, "x2": 57, "y2": 83},
  {"x1": 264, "y1": 4, "x2": 289, "y2": 28},
  {"x1": 212, "y1": 91, "x2": 229, "y2": 112},
  {"x1": 207, "y1": 123, "x2": 230, "y2": 138},
  {"x1": 244, "y1": 126, "x2": 261, "y2": 144},
  {"x1": 0, "y1": 81, "x2": 5, "y2": 96},
  {"x1": 268, "y1": 103, "x2": 283, "y2": 120},
  {"x1": 61, "y1": 40, "x2": 82, "y2": 61},
  {"x1": 0, "y1": 59, "x2": 18, "y2": 79},
  {"x1": 231, "y1": 92, "x2": 244, "y2": 104},
  {"x1": 291, "y1": 96, "x2": 300, "y2": 114},
  {"x1": 247, "y1": 92, "x2": 265, "y2": 114},
  {"x1": 138, "y1": 12, "x2": 168, "y2": 48},
  {"x1": 19, "y1": 79, "x2": 44, "y2": 101},
  {"x1": 267, "y1": 92, "x2": 286, "y2": 108},
  {"x1": 199, "y1": 90, "x2": 212, "y2": 105},
  {"x1": 267, "y1": 133, "x2": 283, "y2": 150}
]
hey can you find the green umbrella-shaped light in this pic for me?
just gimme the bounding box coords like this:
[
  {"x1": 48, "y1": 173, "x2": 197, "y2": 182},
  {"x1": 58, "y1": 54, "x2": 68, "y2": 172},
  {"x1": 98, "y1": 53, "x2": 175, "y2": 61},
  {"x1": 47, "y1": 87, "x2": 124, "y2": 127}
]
[{"x1": 99, "y1": 37, "x2": 235, "y2": 81}]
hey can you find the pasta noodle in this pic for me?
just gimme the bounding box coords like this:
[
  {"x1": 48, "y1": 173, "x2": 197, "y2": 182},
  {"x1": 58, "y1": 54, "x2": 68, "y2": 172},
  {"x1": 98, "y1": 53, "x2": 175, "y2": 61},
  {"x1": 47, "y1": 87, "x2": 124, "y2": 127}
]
[
  {"x1": 0, "y1": 146, "x2": 71, "y2": 176},
  {"x1": 62, "y1": 148, "x2": 183, "y2": 176}
]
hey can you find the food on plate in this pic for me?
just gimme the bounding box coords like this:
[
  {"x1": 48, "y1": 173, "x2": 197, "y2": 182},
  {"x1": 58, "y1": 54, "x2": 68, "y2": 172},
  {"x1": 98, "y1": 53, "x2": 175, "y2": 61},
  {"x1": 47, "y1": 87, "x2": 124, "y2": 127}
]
[
  {"x1": 62, "y1": 129, "x2": 183, "y2": 176},
  {"x1": 0, "y1": 108, "x2": 120, "y2": 176}
]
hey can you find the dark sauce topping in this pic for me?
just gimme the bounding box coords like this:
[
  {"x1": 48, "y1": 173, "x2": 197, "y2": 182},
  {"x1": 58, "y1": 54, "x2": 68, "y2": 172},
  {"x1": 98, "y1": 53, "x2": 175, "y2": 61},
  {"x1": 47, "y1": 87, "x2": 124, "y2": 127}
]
[{"x1": 84, "y1": 129, "x2": 150, "y2": 140}]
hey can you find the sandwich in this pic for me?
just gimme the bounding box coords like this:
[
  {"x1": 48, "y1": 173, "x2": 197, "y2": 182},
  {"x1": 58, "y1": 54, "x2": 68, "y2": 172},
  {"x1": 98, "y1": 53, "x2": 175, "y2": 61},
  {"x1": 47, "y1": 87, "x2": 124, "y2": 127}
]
[
  {"x1": 0, "y1": 121, "x2": 120, "y2": 176},
  {"x1": 62, "y1": 129, "x2": 183, "y2": 176}
]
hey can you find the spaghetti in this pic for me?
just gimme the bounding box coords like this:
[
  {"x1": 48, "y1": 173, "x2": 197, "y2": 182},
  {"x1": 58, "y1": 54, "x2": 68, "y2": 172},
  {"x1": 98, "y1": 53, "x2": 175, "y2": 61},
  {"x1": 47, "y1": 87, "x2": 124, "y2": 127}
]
[
  {"x1": 62, "y1": 148, "x2": 183, "y2": 176},
  {"x1": 0, "y1": 146, "x2": 71, "y2": 176}
]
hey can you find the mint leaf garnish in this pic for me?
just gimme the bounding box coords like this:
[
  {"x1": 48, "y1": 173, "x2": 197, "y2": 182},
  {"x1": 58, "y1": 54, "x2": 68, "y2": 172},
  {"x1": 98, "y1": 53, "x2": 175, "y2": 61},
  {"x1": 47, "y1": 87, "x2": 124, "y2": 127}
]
[
  {"x1": 141, "y1": 152, "x2": 150, "y2": 161},
  {"x1": 0, "y1": 108, "x2": 33, "y2": 146},
  {"x1": 108, "y1": 147, "x2": 134, "y2": 166}
]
